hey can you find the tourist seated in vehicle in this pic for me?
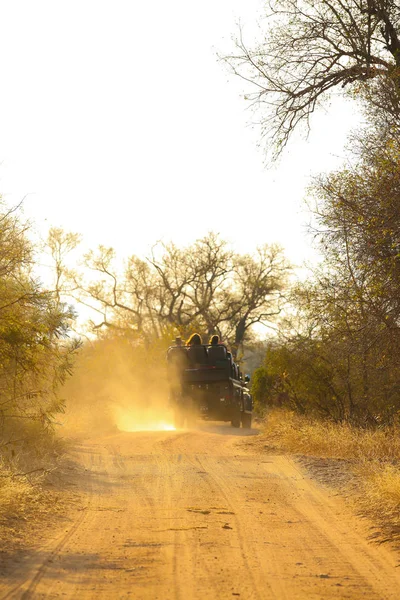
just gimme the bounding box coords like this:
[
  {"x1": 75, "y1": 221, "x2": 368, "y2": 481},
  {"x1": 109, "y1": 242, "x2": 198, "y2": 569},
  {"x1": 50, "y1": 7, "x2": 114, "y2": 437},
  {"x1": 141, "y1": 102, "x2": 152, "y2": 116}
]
[
  {"x1": 166, "y1": 335, "x2": 187, "y2": 362},
  {"x1": 186, "y1": 332, "x2": 208, "y2": 364},
  {"x1": 207, "y1": 334, "x2": 227, "y2": 362},
  {"x1": 174, "y1": 336, "x2": 183, "y2": 347}
]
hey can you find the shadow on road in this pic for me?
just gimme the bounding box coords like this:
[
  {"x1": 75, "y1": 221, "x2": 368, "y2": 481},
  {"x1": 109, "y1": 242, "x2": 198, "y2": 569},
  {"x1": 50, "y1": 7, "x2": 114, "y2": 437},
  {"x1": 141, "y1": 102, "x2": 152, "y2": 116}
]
[{"x1": 0, "y1": 548, "x2": 136, "y2": 594}]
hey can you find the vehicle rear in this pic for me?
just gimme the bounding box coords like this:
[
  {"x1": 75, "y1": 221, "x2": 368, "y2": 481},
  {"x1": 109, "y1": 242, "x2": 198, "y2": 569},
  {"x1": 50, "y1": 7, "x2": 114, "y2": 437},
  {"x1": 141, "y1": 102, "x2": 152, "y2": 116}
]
[{"x1": 167, "y1": 343, "x2": 252, "y2": 428}]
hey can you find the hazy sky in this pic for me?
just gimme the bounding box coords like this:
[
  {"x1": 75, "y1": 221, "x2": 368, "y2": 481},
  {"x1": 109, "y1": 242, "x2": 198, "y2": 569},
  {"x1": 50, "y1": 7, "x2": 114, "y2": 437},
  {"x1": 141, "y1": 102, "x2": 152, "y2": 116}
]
[{"x1": 0, "y1": 0, "x2": 359, "y2": 266}]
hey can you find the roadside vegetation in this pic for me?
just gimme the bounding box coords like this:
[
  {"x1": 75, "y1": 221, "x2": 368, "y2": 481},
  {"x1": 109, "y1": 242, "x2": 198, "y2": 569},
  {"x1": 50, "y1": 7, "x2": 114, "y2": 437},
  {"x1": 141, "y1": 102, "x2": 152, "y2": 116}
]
[
  {"x1": 1, "y1": 0, "x2": 400, "y2": 548},
  {"x1": 246, "y1": 2, "x2": 400, "y2": 419},
  {"x1": 232, "y1": 0, "x2": 400, "y2": 540},
  {"x1": 0, "y1": 204, "x2": 80, "y2": 541},
  {"x1": 259, "y1": 409, "x2": 400, "y2": 541}
]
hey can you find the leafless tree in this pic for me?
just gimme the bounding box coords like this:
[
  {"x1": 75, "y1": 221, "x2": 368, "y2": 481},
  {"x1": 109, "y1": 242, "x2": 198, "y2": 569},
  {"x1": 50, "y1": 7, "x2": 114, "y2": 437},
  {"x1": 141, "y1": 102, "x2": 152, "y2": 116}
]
[
  {"x1": 229, "y1": 244, "x2": 289, "y2": 357},
  {"x1": 77, "y1": 247, "x2": 151, "y2": 337},
  {"x1": 46, "y1": 227, "x2": 81, "y2": 307},
  {"x1": 223, "y1": 0, "x2": 400, "y2": 155},
  {"x1": 70, "y1": 233, "x2": 291, "y2": 357}
]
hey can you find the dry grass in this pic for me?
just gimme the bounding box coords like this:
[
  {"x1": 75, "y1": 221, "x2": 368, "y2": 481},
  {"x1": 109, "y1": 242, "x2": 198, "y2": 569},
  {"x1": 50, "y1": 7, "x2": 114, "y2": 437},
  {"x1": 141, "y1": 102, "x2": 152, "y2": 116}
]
[
  {"x1": 262, "y1": 409, "x2": 400, "y2": 462},
  {"x1": 261, "y1": 409, "x2": 400, "y2": 542},
  {"x1": 0, "y1": 470, "x2": 39, "y2": 517},
  {"x1": 0, "y1": 438, "x2": 78, "y2": 549},
  {"x1": 0, "y1": 462, "x2": 51, "y2": 547}
]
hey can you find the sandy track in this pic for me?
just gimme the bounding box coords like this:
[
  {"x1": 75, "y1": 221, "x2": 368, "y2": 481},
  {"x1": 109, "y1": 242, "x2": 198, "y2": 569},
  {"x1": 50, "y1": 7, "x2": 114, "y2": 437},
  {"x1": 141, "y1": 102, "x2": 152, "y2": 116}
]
[{"x1": 1, "y1": 424, "x2": 400, "y2": 599}]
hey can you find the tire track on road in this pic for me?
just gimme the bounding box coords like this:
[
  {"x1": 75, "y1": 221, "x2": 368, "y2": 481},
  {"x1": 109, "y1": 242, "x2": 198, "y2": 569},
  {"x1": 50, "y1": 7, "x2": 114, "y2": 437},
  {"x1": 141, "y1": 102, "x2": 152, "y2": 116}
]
[
  {"x1": 1, "y1": 494, "x2": 93, "y2": 600},
  {"x1": 191, "y1": 454, "x2": 274, "y2": 600}
]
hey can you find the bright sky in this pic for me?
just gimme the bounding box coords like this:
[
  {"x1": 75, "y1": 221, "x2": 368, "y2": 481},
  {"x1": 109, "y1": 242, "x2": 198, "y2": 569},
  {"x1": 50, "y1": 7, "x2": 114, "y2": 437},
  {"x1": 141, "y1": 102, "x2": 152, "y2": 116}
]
[{"x1": 0, "y1": 0, "x2": 360, "y2": 268}]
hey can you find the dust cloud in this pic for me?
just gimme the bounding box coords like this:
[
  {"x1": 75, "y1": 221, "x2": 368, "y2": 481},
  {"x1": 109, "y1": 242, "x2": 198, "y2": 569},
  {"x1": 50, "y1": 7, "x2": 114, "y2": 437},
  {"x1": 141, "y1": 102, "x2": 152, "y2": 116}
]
[
  {"x1": 60, "y1": 334, "x2": 176, "y2": 436},
  {"x1": 113, "y1": 406, "x2": 176, "y2": 432}
]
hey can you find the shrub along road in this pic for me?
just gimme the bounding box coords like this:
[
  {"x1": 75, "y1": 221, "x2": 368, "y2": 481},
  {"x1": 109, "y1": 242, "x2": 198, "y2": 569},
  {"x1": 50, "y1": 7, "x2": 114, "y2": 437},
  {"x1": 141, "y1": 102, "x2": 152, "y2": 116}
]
[{"x1": 1, "y1": 424, "x2": 400, "y2": 599}]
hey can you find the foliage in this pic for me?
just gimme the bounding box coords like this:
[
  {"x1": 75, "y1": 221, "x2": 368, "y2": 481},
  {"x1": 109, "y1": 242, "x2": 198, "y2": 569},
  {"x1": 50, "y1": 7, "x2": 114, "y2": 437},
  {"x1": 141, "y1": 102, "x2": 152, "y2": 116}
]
[
  {"x1": 46, "y1": 227, "x2": 81, "y2": 307},
  {"x1": 250, "y1": 365, "x2": 275, "y2": 414},
  {"x1": 0, "y1": 204, "x2": 80, "y2": 467},
  {"x1": 224, "y1": 0, "x2": 400, "y2": 155},
  {"x1": 228, "y1": 0, "x2": 400, "y2": 427},
  {"x1": 255, "y1": 132, "x2": 400, "y2": 425}
]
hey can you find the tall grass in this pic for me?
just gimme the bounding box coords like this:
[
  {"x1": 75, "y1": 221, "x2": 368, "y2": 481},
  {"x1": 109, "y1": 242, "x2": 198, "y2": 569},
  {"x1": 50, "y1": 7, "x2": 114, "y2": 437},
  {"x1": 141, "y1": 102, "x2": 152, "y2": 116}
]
[
  {"x1": 262, "y1": 410, "x2": 400, "y2": 540},
  {"x1": 0, "y1": 459, "x2": 46, "y2": 546},
  {"x1": 263, "y1": 409, "x2": 400, "y2": 462},
  {"x1": 0, "y1": 467, "x2": 40, "y2": 518},
  {"x1": 0, "y1": 432, "x2": 69, "y2": 545}
]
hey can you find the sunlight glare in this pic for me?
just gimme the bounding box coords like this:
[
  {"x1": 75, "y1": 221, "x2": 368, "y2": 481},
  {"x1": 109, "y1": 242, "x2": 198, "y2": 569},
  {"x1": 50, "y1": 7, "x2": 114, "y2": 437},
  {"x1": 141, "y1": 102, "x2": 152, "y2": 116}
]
[
  {"x1": 113, "y1": 407, "x2": 176, "y2": 432},
  {"x1": 119, "y1": 421, "x2": 176, "y2": 432}
]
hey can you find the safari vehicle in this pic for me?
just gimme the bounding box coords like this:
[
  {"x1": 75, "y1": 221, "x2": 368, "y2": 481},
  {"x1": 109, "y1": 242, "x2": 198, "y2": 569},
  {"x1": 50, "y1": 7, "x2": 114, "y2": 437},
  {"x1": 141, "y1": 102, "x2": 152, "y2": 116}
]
[{"x1": 166, "y1": 343, "x2": 253, "y2": 429}]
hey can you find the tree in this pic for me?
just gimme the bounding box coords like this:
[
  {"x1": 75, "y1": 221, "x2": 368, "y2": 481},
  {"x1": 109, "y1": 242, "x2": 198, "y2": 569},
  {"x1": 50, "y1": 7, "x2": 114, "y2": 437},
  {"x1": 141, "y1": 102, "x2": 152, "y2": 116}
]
[
  {"x1": 150, "y1": 233, "x2": 234, "y2": 336},
  {"x1": 224, "y1": 0, "x2": 400, "y2": 155},
  {"x1": 228, "y1": 244, "x2": 288, "y2": 357},
  {"x1": 0, "y1": 204, "x2": 80, "y2": 460},
  {"x1": 257, "y1": 130, "x2": 400, "y2": 425},
  {"x1": 250, "y1": 363, "x2": 276, "y2": 414},
  {"x1": 46, "y1": 227, "x2": 81, "y2": 307},
  {"x1": 75, "y1": 246, "x2": 154, "y2": 337},
  {"x1": 70, "y1": 233, "x2": 291, "y2": 359},
  {"x1": 312, "y1": 134, "x2": 400, "y2": 333}
]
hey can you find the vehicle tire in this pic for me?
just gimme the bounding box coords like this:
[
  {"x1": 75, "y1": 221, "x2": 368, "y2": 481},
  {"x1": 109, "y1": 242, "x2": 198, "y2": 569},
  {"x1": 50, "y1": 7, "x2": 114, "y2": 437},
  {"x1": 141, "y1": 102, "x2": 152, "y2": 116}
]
[
  {"x1": 231, "y1": 408, "x2": 241, "y2": 428},
  {"x1": 241, "y1": 412, "x2": 252, "y2": 429}
]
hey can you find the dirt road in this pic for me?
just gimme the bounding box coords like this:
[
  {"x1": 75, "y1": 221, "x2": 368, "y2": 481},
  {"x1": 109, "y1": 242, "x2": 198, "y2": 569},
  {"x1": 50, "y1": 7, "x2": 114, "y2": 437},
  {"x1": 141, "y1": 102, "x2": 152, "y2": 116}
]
[{"x1": 1, "y1": 424, "x2": 400, "y2": 599}]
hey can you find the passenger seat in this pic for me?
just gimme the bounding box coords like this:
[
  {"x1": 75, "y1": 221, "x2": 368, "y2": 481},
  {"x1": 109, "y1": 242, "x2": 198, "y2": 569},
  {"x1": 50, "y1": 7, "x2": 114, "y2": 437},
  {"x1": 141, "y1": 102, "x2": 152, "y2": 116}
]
[
  {"x1": 207, "y1": 345, "x2": 227, "y2": 362},
  {"x1": 187, "y1": 345, "x2": 208, "y2": 365}
]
